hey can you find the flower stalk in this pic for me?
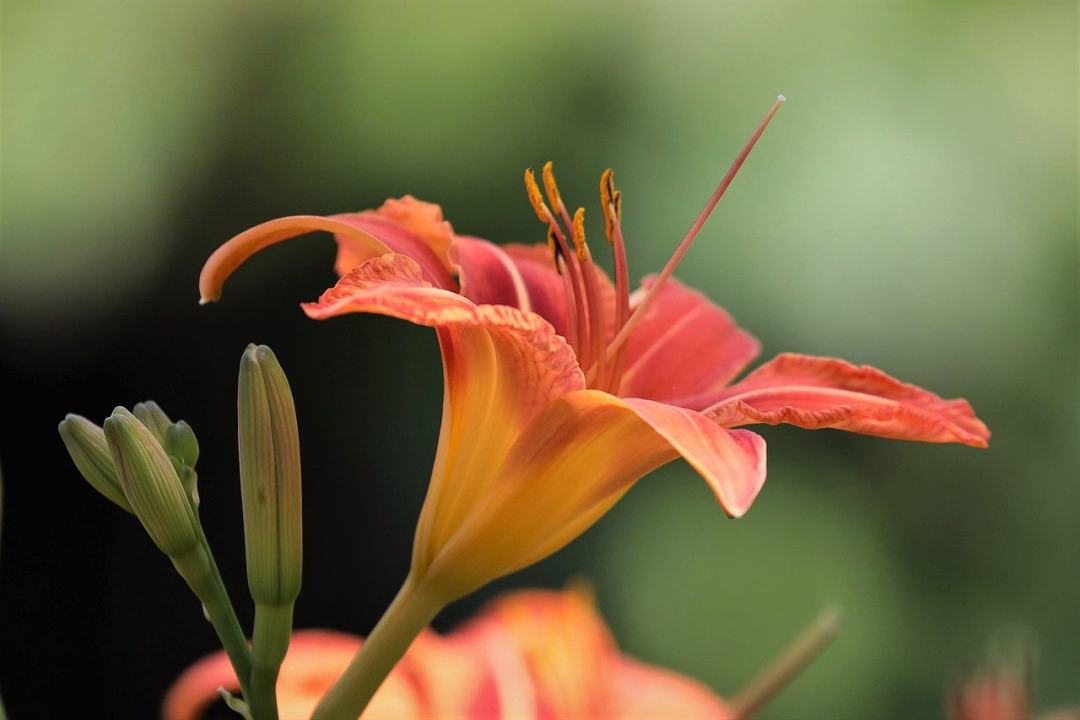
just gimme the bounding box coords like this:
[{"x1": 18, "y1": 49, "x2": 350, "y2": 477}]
[
  {"x1": 0, "y1": 466, "x2": 8, "y2": 720},
  {"x1": 311, "y1": 575, "x2": 444, "y2": 720}
]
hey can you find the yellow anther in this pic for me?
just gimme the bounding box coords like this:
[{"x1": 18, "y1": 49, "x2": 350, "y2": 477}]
[
  {"x1": 542, "y1": 161, "x2": 567, "y2": 217},
  {"x1": 599, "y1": 169, "x2": 622, "y2": 243},
  {"x1": 524, "y1": 168, "x2": 551, "y2": 224},
  {"x1": 571, "y1": 207, "x2": 588, "y2": 260},
  {"x1": 546, "y1": 226, "x2": 561, "y2": 267}
]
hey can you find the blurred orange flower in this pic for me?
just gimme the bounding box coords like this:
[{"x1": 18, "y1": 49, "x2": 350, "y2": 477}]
[
  {"x1": 200, "y1": 103, "x2": 987, "y2": 602},
  {"x1": 949, "y1": 669, "x2": 1031, "y2": 720},
  {"x1": 947, "y1": 639, "x2": 1080, "y2": 720},
  {"x1": 163, "y1": 587, "x2": 732, "y2": 720}
]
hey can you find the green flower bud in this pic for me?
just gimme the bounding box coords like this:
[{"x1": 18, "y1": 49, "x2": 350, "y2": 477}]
[
  {"x1": 165, "y1": 420, "x2": 200, "y2": 468},
  {"x1": 238, "y1": 344, "x2": 302, "y2": 605},
  {"x1": 58, "y1": 414, "x2": 132, "y2": 513},
  {"x1": 166, "y1": 420, "x2": 201, "y2": 507},
  {"x1": 133, "y1": 401, "x2": 172, "y2": 444},
  {"x1": 104, "y1": 407, "x2": 199, "y2": 557}
]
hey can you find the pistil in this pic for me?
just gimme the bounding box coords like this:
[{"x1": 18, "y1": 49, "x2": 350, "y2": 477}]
[{"x1": 604, "y1": 95, "x2": 786, "y2": 362}]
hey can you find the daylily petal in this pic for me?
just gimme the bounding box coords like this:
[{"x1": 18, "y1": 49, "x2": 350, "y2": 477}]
[
  {"x1": 331, "y1": 198, "x2": 456, "y2": 287},
  {"x1": 502, "y1": 242, "x2": 619, "y2": 344},
  {"x1": 198, "y1": 199, "x2": 456, "y2": 304},
  {"x1": 707, "y1": 353, "x2": 990, "y2": 447},
  {"x1": 619, "y1": 276, "x2": 761, "y2": 408},
  {"x1": 622, "y1": 399, "x2": 767, "y2": 517},
  {"x1": 162, "y1": 630, "x2": 424, "y2": 720},
  {"x1": 426, "y1": 390, "x2": 766, "y2": 597},
  {"x1": 465, "y1": 588, "x2": 614, "y2": 719},
  {"x1": 302, "y1": 253, "x2": 586, "y2": 591},
  {"x1": 395, "y1": 632, "x2": 492, "y2": 719},
  {"x1": 611, "y1": 658, "x2": 734, "y2": 720},
  {"x1": 350, "y1": 194, "x2": 455, "y2": 272},
  {"x1": 453, "y1": 587, "x2": 732, "y2": 720},
  {"x1": 451, "y1": 238, "x2": 571, "y2": 338}
]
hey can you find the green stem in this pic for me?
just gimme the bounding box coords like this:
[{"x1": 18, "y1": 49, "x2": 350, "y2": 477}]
[
  {"x1": 194, "y1": 518, "x2": 257, "y2": 707},
  {"x1": 729, "y1": 606, "x2": 843, "y2": 719},
  {"x1": 173, "y1": 545, "x2": 254, "y2": 703},
  {"x1": 311, "y1": 576, "x2": 443, "y2": 720},
  {"x1": 249, "y1": 603, "x2": 293, "y2": 720},
  {"x1": 0, "y1": 467, "x2": 6, "y2": 720}
]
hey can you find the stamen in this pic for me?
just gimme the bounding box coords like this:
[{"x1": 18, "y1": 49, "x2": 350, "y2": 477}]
[
  {"x1": 588, "y1": 169, "x2": 632, "y2": 392},
  {"x1": 557, "y1": 255, "x2": 579, "y2": 352},
  {"x1": 525, "y1": 166, "x2": 590, "y2": 358},
  {"x1": 599, "y1": 169, "x2": 621, "y2": 242},
  {"x1": 524, "y1": 168, "x2": 551, "y2": 224},
  {"x1": 604, "y1": 202, "x2": 631, "y2": 392},
  {"x1": 542, "y1": 229, "x2": 561, "y2": 271},
  {"x1": 571, "y1": 207, "x2": 588, "y2": 261},
  {"x1": 542, "y1": 161, "x2": 572, "y2": 227},
  {"x1": 604, "y1": 95, "x2": 786, "y2": 361},
  {"x1": 572, "y1": 207, "x2": 608, "y2": 381}
]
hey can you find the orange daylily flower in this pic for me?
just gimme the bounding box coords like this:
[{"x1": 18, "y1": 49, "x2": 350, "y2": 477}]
[
  {"x1": 199, "y1": 99, "x2": 988, "y2": 601},
  {"x1": 163, "y1": 587, "x2": 733, "y2": 720}
]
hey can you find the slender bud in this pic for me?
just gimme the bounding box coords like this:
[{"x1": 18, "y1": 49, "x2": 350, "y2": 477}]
[
  {"x1": 58, "y1": 414, "x2": 132, "y2": 513},
  {"x1": 238, "y1": 344, "x2": 302, "y2": 605},
  {"x1": 104, "y1": 407, "x2": 199, "y2": 557}
]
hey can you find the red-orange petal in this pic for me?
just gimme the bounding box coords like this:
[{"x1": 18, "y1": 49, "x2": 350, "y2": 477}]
[
  {"x1": 610, "y1": 658, "x2": 734, "y2": 720},
  {"x1": 198, "y1": 198, "x2": 458, "y2": 304},
  {"x1": 361, "y1": 194, "x2": 456, "y2": 270},
  {"x1": 619, "y1": 277, "x2": 760, "y2": 408},
  {"x1": 450, "y1": 587, "x2": 732, "y2": 719},
  {"x1": 451, "y1": 237, "x2": 571, "y2": 339},
  {"x1": 707, "y1": 353, "x2": 990, "y2": 447},
  {"x1": 455, "y1": 588, "x2": 616, "y2": 719},
  {"x1": 623, "y1": 399, "x2": 767, "y2": 517},
  {"x1": 331, "y1": 206, "x2": 456, "y2": 288}
]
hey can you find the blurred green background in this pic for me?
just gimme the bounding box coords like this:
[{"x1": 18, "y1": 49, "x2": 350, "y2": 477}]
[{"x1": 1, "y1": 0, "x2": 1076, "y2": 717}]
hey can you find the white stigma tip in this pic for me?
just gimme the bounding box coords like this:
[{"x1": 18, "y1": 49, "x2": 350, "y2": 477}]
[{"x1": 777, "y1": 94, "x2": 787, "y2": 102}]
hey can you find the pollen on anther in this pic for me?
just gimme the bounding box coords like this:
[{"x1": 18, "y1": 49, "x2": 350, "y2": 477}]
[
  {"x1": 524, "y1": 168, "x2": 550, "y2": 223},
  {"x1": 571, "y1": 207, "x2": 587, "y2": 257},
  {"x1": 547, "y1": 226, "x2": 562, "y2": 266},
  {"x1": 542, "y1": 161, "x2": 566, "y2": 215},
  {"x1": 600, "y1": 169, "x2": 621, "y2": 241}
]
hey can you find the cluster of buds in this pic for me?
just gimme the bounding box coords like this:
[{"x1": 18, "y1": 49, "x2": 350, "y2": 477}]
[
  {"x1": 59, "y1": 401, "x2": 199, "y2": 546},
  {"x1": 58, "y1": 346, "x2": 302, "y2": 720}
]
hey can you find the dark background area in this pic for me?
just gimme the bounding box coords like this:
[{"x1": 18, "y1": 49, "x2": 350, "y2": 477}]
[{"x1": 2, "y1": 1, "x2": 1077, "y2": 717}]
